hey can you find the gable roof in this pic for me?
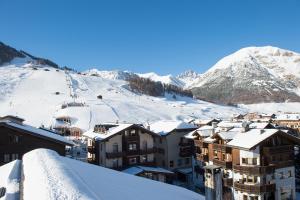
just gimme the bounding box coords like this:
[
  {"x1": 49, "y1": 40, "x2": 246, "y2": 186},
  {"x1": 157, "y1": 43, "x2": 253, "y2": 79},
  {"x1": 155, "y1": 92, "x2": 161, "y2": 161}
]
[
  {"x1": 150, "y1": 120, "x2": 197, "y2": 136},
  {"x1": 226, "y1": 129, "x2": 300, "y2": 150},
  {"x1": 83, "y1": 123, "x2": 157, "y2": 141},
  {"x1": 0, "y1": 122, "x2": 73, "y2": 146}
]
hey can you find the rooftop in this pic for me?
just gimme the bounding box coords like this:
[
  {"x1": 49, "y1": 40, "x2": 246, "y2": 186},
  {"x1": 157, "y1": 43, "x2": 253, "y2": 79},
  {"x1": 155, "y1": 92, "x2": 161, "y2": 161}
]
[{"x1": 150, "y1": 120, "x2": 197, "y2": 136}]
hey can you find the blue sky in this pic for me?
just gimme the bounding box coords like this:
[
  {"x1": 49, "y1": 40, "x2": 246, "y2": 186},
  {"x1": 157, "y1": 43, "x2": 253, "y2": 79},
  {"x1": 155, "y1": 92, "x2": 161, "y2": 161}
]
[{"x1": 1, "y1": 0, "x2": 300, "y2": 75}]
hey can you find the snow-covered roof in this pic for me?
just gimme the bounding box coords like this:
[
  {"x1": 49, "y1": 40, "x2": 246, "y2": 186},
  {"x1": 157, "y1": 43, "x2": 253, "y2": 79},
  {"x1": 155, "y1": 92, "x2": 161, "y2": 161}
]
[
  {"x1": 150, "y1": 120, "x2": 197, "y2": 136},
  {"x1": 275, "y1": 113, "x2": 300, "y2": 121},
  {"x1": 249, "y1": 122, "x2": 272, "y2": 129},
  {"x1": 227, "y1": 129, "x2": 279, "y2": 149},
  {"x1": 217, "y1": 121, "x2": 243, "y2": 128},
  {"x1": 203, "y1": 137, "x2": 216, "y2": 143},
  {"x1": 123, "y1": 166, "x2": 174, "y2": 175},
  {"x1": 176, "y1": 167, "x2": 193, "y2": 174},
  {"x1": 1, "y1": 122, "x2": 73, "y2": 146},
  {"x1": 216, "y1": 130, "x2": 239, "y2": 141},
  {"x1": 83, "y1": 123, "x2": 133, "y2": 141},
  {"x1": 184, "y1": 130, "x2": 197, "y2": 139},
  {"x1": 22, "y1": 149, "x2": 203, "y2": 200},
  {"x1": 0, "y1": 160, "x2": 21, "y2": 200}
]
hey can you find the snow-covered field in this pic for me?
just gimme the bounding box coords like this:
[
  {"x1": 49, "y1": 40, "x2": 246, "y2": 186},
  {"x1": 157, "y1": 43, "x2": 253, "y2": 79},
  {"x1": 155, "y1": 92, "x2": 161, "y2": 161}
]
[{"x1": 0, "y1": 64, "x2": 245, "y2": 130}]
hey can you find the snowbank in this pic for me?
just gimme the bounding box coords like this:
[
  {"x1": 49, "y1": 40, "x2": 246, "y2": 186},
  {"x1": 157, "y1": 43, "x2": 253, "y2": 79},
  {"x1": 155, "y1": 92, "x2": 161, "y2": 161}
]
[
  {"x1": 0, "y1": 160, "x2": 21, "y2": 200},
  {"x1": 23, "y1": 149, "x2": 203, "y2": 200}
]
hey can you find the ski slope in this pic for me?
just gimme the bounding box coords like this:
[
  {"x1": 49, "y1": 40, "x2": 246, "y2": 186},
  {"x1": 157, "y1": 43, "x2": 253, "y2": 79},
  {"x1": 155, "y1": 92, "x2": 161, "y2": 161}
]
[{"x1": 0, "y1": 64, "x2": 245, "y2": 130}]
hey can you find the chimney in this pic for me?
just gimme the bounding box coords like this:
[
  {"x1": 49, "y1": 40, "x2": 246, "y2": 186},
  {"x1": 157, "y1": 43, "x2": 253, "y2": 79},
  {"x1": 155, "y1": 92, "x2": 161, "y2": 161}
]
[
  {"x1": 212, "y1": 122, "x2": 218, "y2": 128},
  {"x1": 260, "y1": 129, "x2": 265, "y2": 134},
  {"x1": 242, "y1": 121, "x2": 250, "y2": 132}
]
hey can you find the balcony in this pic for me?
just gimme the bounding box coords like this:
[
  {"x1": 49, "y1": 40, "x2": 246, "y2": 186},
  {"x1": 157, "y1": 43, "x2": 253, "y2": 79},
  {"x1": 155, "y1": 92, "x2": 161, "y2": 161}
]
[
  {"x1": 179, "y1": 141, "x2": 193, "y2": 147},
  {"x1": 274, "y1": 160, "x2": 294, "y2": 169},
  {"x1": 106, "y1": 151, "x2": 124, "y2": 159},
  {"x1": 196, "y1": 153, "x2": 208, "y2": 162},
  {"x1": 140, "y1": 148, "x2": 156, "y2": 155},
  {"x1": 124, "y1": 135, "x2": 139, "y2": 142},
  {"x1": 213, "y1": 159, "x2": 232, "y2": 169},
  {"x1": 212, "y1": 143, "x2": 231, "y2": 152},
  {"x1": 234, "y1": 182, "x2": 276, "y2": 194},
  {"x1": 223, "y1": 178, "x2": 233, "y2": 188},
  {"x1": 233, "y1": 164, "x2": 275, "y2": 175},
  {"x1": 263, "y1": 145, "x2": 294, "y2": 155},
  {"x1": 179, "y1": 149, "x2": 193, "y2": 157}
]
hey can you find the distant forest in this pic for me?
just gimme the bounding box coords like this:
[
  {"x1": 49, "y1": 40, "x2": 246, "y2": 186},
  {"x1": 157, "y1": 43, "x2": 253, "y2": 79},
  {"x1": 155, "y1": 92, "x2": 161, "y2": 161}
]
[{"x1": 127, "y1": 75, "x2": 193, "y2": 98}]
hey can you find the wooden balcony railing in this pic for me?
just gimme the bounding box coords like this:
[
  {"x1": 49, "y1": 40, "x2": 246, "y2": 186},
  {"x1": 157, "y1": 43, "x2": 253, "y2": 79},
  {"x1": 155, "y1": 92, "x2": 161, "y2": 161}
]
[
  {"x1": 106, "y1": 151, "x2": 124, "y2": 159},
  {"x1": 179, "y1": 141, "x2": 193, "y2": 147},
  {"x1": 140, "y1": 148, "x2": 156, "y2": 155},
  {"x1": 179, "y1": 149, "x2": 193, "y2": 157},
  {"x1": 124, "y1": 135, "x2": 139, "y2": 142},
  {"x1": 213, "y1": 159, "x2": 232, "y2": 169},
  {"x1": 212, "y1": 143, "x2": 231, "y2": 152},
  {"x1": 234, "y1": 182, "x2": 276, "y2": 194},
  {"x1": 263, "y1": 145, "x2": 294, "y2": 155},
  {"x1": 233, "y1": 164, "x2": 275, "y2": 175},
  {"x1": 223, "y1": 178, "x2": 233, "y2": 188}
]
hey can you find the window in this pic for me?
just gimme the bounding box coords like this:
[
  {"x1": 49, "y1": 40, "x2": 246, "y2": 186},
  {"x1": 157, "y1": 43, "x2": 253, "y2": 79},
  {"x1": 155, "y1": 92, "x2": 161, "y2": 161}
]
[
  {"x1": 141, "y1": 155, "x2": 147, "y2": 163},
  {"x1": 4, "y1": 154, "x2": 9, "y2": 163},
  {"x1": 185, "y1": 157, "x2": 190, "y2": 165},
  {"x1": 222, "y1": 153, "x2": 226, "y2": 160},
  {"x1": 249, "y1": 196, "x2": 258, "y2": 200},
  {"x1": 214, "y1": 150, "x2": 218, "y2": 159},
  {"x1": 288, "y1": 170, "x2": 292, "y2": 178},
  {"x1": 9, "y1": 135, "x2": 19, "y2": 143},
  {"x1": 128, "y1": 143, "x2": 137, "y2": 151},
  {"x1": 113, "y1": 143, "x2": 118, "y2": 152},
  {"x1": 11, "y1": 154, "x2": 18, "y2": 161},
  {"x1": 142, "y1": 141, "x2": 147, "y2": 150},
  {"x1": 129, "y1": 129, "x2": 136, "y2": 136},
  {"x1": 169, "y1": 160, "x2": 174, "y2": 167},
  {"x1": 253, "y1": 158, "x2": 257, "y2": 165},
  {"x1": 159, "y1": 137, "x2": 162, "y2": 144},
  {"x1": 280, "y1": 172, "x2": 284, "y2": 179},
  {"x1": 243, "y1": 195, "x2": 247, "y2": 200},
  {"x1": 177, "y1": 159, "x2": 182, "y2": 166},
  {"x1": 112, "y1": 159, "x2": 118, "y2": 168},
  {"x1": 129, "y1": 157, "x2": 137, "y2": 165}
]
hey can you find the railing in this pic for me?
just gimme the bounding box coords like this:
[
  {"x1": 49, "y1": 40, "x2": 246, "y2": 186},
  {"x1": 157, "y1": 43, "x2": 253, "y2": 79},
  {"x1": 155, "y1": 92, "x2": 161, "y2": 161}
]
[
  {"x1": 273, "y1": 160, "x2": 294, "y2": 169},
  {"x1": 213, "y1": 159, "x2": 232, "y2": 169},
  {"x1": 179, "y1": 141, "x2": 193, "y2": 147},
  {"x1": 263, "y1": 145, "x2": 294, "y2": 154},
  {"x1": 140, "y1": 148, "x2": 156, "y2": 155},
  {"x1": 223, "y1": 178, "x2": 233, "y2": 187},
  {"x1": 124, "y1": 135, "x2": 139, "y2": 142},
  {"x1": 233, "y1": 164, "x2": 275, "y2": 175},
  {"x1": 212, "y1": 143, "x2": 231, "y2": 152},
  {"x1": 106, "y1": 151, "x2": 124, "y2": 159},
  {"x1": 179, "y1": 149, "x2": 193, "y2": 157},
  {"x1": 234, "y1": 182, "x2": 276, "y2": 194}
]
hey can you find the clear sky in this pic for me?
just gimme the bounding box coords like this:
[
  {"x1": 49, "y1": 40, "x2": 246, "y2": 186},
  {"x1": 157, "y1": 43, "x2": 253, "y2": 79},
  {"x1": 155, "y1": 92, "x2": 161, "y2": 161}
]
[{"x1": 1, "y1": 0, "x2": 300, "y2": 75}]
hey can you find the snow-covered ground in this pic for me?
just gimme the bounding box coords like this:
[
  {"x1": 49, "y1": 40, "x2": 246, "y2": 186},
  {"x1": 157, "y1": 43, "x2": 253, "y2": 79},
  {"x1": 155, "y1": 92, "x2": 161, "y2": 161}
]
[
  {"x1": 0, "y1": 160, "x2": 21, "y2": 200},
  {"x1": 239, "y1": 102, "x2": 300, "y2": 113},
  {"x1": 0, "y1": 64, "x2": 245, "y2": 130},
  {"x1": 22, "y1": 148, "x2": 203, "y2": 200}
]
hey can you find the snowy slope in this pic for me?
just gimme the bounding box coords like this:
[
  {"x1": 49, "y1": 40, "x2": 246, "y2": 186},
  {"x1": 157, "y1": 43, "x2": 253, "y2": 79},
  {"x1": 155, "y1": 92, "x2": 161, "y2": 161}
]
[
  {"x1": 137, "y1": 72, "x2": 185, "y2": 87},
  {"x1": 191, "y1": 46, "x2": 300, "y2": 104},
  {"x1": 0, "y1": 62, "x2": 245, "y2": 130}
]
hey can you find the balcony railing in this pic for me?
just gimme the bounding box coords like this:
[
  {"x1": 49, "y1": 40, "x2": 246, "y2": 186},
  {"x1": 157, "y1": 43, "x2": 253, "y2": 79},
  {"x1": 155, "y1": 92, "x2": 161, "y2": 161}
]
[
  {"x1": 140, "y1": 148, "x2": 156, "y2": 155},
  {"x1": 179, "y1": 141, "x2": 193, "y2": 147},
  {"x1": 213, "y1": 159, "x2": 232, "y2": 169},
  {"x1": 212, "y1": 143, "x2": 231, "y2": 152},
  {"x1": 233, "y1": 164, "x2": 275, "y2": 175},
  {"x1": 234, "y1": 182, "x2": 276, "y2": 194},
  {"x1": 106, "y1": 151, "x2": 124, "y2": 159},
  {"x1": 223, "y1": 178, "x2": 233, "y2": 188},
  {"x1": 124, "y1": 135, "x2": 139, "y2": 142},
  {"x1": 179, "y1": 149, "x2": 193, "y2": 157},
  {"x1": 263, "y1": 145, "x2": 294, "y2": 155}
]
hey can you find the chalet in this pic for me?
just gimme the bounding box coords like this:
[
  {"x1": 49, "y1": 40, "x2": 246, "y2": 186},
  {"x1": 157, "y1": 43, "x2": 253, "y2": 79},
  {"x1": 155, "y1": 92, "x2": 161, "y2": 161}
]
[
  {"x1": 149, "y1": 120, "x2": 197, "y2": 171},
  {"x1": 0, "y1": 115, "x2": 73, "y2": 165},
  {"x1": 189, "y1": 118, "x2": 220, "y2": 127},
  {"x1": 273, "y1": 113, "x2": 300, "y2": 134},
  {"x1": 83, "y1": 123, "x2": 158, "y2": 170},
  {"x1": 194, "y1": 124, "x2": 300, "y2": 200}
]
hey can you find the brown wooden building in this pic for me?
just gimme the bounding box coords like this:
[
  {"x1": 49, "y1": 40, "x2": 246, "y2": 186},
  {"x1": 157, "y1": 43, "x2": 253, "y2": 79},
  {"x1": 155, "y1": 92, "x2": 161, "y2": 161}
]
[{"x1": 0, "y1": 116, "x2": 73, "y2": 165}]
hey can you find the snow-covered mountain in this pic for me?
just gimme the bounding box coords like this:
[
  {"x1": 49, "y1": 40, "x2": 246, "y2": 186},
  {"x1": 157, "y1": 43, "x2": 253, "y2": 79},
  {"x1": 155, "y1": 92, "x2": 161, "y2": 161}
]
[
  {"x1": 190, "y1": 46, "x2": 300, "y2": 104},
  {"x1": 137, "y1": 72, "x2": 185, "y2": 88}
]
